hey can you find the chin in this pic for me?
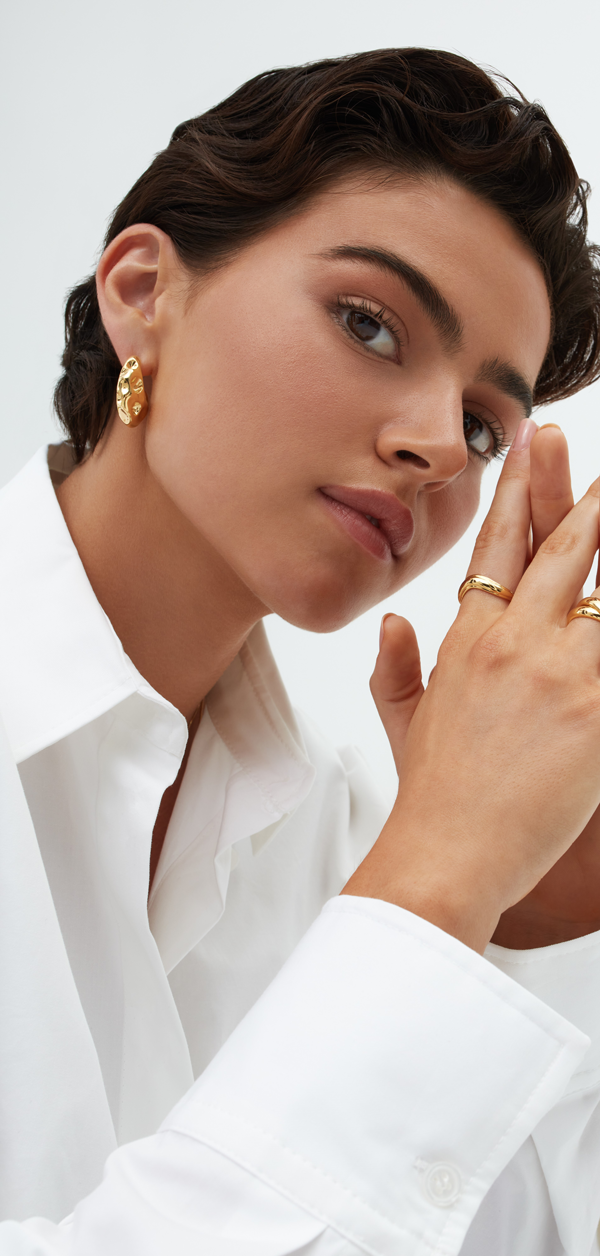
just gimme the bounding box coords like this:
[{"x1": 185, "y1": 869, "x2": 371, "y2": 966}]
[
  {"x1": 281, "y1": 606, "x2": 359, "y2": 634},
  {"x1": 261, "y1": 569, "x2": 375, "y2": 634}
]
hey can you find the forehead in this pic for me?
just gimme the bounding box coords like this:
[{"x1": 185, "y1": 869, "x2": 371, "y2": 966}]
[{"x1": 298, "y1": 170, "x2": 544, "y2": 283}]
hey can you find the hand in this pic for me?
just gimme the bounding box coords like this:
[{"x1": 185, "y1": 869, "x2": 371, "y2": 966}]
[
  {"x1": 492, "y1": 425, "x2": 600, "y2": 947},
  {"x1": 344, "y1": 423, "x2": 600, "y2": 954},
  {"x1": 371, "y1": 422, "x2": 600, "y2": 951},
  {"x1": 378, "y1": 423, "x2": 600, "y2": 949},
  {"x1": 372, "y1": 424, "x2": 575, "y2": 779}
]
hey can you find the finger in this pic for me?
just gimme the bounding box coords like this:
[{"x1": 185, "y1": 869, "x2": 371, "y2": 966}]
[
  {"x1": 597, "y1": 510, "x2": 600, "y2": 590},
  {"x1": 515, "y1": 477, "x2": 600, "y2": 620},
  {"x1": 460, "y1": 416, "x2": 536, "y2": 620},
  {"x1": 530, "y1": 425, "x2": 574, "y2": 556},
  {"x1": 371, "y1": 614, "x2": 424, "y2": 776}
]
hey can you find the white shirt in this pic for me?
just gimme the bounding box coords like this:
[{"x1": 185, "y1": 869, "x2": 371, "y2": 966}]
[{"x1": 1, "y1": 445, "x2": 600, "y2": 1256}]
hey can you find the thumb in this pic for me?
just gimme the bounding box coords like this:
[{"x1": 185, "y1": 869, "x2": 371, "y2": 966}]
[{"x1": 370, "y1": 614, "x2": 424, "y2": 776}]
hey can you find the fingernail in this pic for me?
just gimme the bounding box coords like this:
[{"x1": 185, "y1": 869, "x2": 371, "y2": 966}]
[
  {"x1": 379, "y1": 613, "x2": 393, "y2": 648},
  {"x1": 539, "y1": 423, "x2": 562, "y2": 431},
  {"x1": 512, "y1": 417, "x2": 538, "y2": 452}
]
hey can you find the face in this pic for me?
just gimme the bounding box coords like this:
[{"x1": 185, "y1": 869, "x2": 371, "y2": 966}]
[{"x1": 142, "y1": 174, "x2": 551, "y2": 630}]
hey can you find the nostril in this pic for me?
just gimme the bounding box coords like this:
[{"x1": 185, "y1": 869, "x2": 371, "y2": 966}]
[{"x1": 396, "y1": 449, "x2": 430, "y2": 469}]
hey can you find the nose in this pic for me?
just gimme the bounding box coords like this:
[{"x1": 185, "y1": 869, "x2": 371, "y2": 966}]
[{"x1": 375, "y1": 387, "x2": 469, "y2": 489}]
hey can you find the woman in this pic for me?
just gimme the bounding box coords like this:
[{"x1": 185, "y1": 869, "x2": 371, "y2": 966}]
[{"x1": 2, "y1": 46, "x2": 600, "y2": 1256}]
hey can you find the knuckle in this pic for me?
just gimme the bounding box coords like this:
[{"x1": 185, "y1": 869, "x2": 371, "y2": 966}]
[
  {"x1": 437, "y1": 625, "x2": 468, "y2": 663},
  {"x1": 473, "y1": 515, "x2": 513, "y2": 554},
  {"x1": 528, "y1": 658, "x2": 559, "y2": 693},
  {"x1": 499, "y1": 459, "x2": 529, "y2": 485},
  {"x1": 556, "y1": 688, "x2": 600, "y2": 736},
  {"x1": 469, "y1": 625, "x2": 516, "y2": 672},
  {"x1": 537, "y1": 528, "x2": 579, "y2": 558},
  {"x1": 573, "y1": 691, "x2": 600, "y2": 725},
  {"x1": 530, "y1": 488, "x2": 573, "y2": 507}
]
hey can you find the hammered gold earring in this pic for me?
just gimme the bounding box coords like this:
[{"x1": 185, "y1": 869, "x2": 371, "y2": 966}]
[{"x1": 116, "y1": 357, "x2": 149, "y2": 427}]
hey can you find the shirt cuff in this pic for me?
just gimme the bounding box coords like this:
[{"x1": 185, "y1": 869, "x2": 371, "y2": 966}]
[
  {"x1": 486, "y1": 929, "x2": 600, "y2": 1254},
  {"x1": 486, "y1": 927, "x2": 600, "y2": 1089},
  {"x1": 162, "y1": 895, "x2": 589, "y2": 1256}
]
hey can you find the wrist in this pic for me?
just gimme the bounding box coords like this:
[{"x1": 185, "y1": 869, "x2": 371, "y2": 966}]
[{"x1": 343, "y1": 816, "x2": 502, "y2": 954}]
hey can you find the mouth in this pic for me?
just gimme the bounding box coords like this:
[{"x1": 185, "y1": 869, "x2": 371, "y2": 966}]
[{"x1": 319, "y1": 485, "x2": 415, "y2": 562}]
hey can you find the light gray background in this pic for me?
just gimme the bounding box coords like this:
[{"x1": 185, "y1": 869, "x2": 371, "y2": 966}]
[{"x1": 2, "y1": 0, "x2": 599, "y2": 800}]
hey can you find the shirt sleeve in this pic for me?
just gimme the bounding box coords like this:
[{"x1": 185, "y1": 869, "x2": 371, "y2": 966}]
[
  {"x1": 0, "y1": 896, "x2": 589, "y2": 1256},
  {"x1": 480, "y1": 930, "x2": 600, "y2": 1255}
]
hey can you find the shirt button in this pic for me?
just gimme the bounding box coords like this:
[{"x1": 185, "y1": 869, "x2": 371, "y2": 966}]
[{"x1": 423, "y1": 1162, "x2": 462, "y2": 1207}]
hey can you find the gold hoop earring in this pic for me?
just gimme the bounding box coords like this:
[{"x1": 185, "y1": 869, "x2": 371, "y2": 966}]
[{"x1": 116, "y1": 357, "x2": 149, "y2": 427}]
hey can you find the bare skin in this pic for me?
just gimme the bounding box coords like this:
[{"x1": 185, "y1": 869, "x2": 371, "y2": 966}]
[
  {"x1": 349, "y1": 445, "x2": 600, "y2": 953},
  {"x1": 367, "y1": 421, "x2": 600, "y2": 951},
  {"x1": 489, "y1": 428, "x2": 600, "y2": 949},
  {"x1": 58, "y1": 175, "x2": 544, "y2": 715},
  {"x1": 57, "y1": 172, "x2": 600, "y2": 946}
]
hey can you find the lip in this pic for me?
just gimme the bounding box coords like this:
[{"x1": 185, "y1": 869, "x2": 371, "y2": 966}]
[{"x1": 319, "y1": 485, "x2": 415, "y2": 562}]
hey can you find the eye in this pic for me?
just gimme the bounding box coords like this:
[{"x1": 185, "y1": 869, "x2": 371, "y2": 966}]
[
  {"x1": 463, "y1": 411, "x2": 496, "y2": 460},
  {"x1": 340, "y1": 307, "x2": 397, "y2": 359}
]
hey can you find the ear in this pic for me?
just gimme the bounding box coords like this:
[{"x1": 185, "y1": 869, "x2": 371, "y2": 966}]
[{"x1": 96, "y1": 225, "x2": 180, "y2": 373}]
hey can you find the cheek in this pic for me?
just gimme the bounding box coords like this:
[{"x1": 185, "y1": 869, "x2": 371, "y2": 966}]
[
  {"x1": 148, "y1": 301, "x2": 365, "y2": 513},
  {"x1": 415, "y1": 470, "x2": 482, "y2": 571},
  {"x1": 142, "y1": 318, "x2": 357, "y2": 576}
]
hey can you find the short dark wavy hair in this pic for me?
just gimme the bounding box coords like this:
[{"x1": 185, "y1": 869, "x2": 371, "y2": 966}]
[{"x1": 55, "y1": 47, "x2": 600, "y2": 462}]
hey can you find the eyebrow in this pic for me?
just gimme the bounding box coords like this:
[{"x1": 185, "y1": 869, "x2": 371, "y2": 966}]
[
  {"x1": 320, "y1": 244, "x2": 534, "y2": 417},
  {"x1": 319, "y1": 244, "x2": 463, "y2": 352},
  {"x1": 476, "y1": 357, "x2": 533, "y2": 418}
]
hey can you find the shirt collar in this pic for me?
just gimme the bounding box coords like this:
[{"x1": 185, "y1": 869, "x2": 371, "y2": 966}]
[
  {"x1": 0, "y1": 444, "x2": 314, "y2": 819},
  {"x1": 0, "y1": 445, "x2": 141, "y2": 763}
]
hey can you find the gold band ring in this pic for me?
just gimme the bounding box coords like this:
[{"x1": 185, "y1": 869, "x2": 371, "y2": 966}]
[
  {"x1": 567, "y1": 597, "x2": 600, "y2": 625},
  {"x1": 458, "y1": 574, "x2": 514, "y2": 605}
]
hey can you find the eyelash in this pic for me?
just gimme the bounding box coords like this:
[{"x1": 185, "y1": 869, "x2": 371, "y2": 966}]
[
  {"x1": 465, "y1": 412, "x2": 509, "y2": 465},
  {"x1": 334, "y1": 296, "x2": 508, "y2": 466},
  {"x1": 334, "y1": 296, "x2": 404, "y2": 357}
]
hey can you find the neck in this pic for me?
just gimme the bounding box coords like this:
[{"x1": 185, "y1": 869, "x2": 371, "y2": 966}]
[{"x1": 56, "y1": 422, "x2": 267, "y2": 720}]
